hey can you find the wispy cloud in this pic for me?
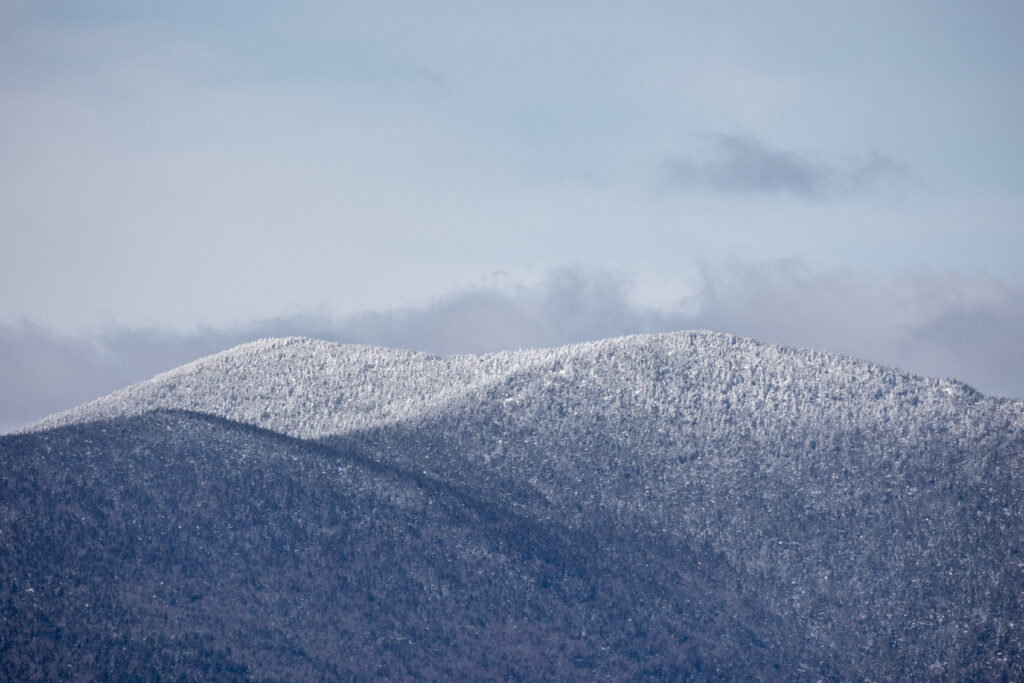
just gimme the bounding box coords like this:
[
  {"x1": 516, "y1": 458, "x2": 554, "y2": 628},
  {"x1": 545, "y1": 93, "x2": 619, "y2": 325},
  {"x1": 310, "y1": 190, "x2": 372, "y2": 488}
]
[
  {"x1": 668, "y1": 134, "x2": 909, "y2": 198},
  {"x1": 3, "y1": 264, "x2": 1022, "y2": 432}
]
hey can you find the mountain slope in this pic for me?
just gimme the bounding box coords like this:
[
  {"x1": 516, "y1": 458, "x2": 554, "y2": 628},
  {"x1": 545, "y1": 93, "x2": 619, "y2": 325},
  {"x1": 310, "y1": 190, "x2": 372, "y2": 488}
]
[
  {"x1": 9, "y1": 331, "x2": 1024, "y2": 678},
  {"x1": 31, "y1": 332, "x2": 1021, "y2": 449},
  {"x1": 2, "y1": 410, "x2": 803, "y2": 679},
  {"x1": 29, "y1": 337, "x2": 518, "y2": 437}
]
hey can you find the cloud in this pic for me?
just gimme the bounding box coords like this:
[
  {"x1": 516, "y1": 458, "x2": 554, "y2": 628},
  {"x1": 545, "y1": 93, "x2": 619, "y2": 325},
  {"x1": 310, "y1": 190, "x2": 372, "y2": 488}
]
[
  {"x1": 684, "y1": 261, "x2": 1024, "y2": 399},
  {"x1": 330, "y1": 268, "x2": 683, "y2": 354},
  {"x1": 668, "y1": 135, "x2": 909, "y2": 198},
  {"x1": 3, "y1": 264, "x2": 1022, "y2": 432}
]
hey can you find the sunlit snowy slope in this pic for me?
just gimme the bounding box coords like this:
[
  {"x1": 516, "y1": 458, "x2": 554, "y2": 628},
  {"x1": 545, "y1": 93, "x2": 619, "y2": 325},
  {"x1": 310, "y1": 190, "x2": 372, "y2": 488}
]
[
  {"x1": 31, "y1": 331, "x2": 1018, "y2": 444},
  {"x1": 5, "y1": 331, "x2": 1024, "y2": 679}
]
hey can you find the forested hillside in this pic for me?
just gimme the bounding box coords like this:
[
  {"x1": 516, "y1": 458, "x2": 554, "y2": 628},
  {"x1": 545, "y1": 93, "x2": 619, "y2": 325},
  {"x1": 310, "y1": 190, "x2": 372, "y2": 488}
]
[
  {"x1": 6, "y1": 332, "x2": 1023, "y2": 678},
  {"x1": 1, "y1": 410, "x2": 811, "y2": 679}
]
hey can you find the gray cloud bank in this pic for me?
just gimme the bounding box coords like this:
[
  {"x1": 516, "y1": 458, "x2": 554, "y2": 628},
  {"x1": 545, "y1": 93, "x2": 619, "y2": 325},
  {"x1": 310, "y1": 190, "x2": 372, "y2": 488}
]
[
  {"x1": 669, "y1": 135, "x2": 909, "y2": 198},
  {"x1": 3, "y1": 264, "x2": 1022, "y2": 432}
]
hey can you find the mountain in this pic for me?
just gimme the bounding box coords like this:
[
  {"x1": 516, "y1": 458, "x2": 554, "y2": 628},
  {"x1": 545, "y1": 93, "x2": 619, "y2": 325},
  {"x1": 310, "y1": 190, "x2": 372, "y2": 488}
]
[{"x1": 5, "y1": 331, "x2": 1024, "y2": 679}]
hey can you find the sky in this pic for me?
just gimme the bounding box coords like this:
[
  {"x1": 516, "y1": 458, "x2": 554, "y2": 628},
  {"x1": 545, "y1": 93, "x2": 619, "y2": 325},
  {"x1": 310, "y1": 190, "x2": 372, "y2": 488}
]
[{"x1": 2, "y1": 1, "x2": 1023, "y2": 431}]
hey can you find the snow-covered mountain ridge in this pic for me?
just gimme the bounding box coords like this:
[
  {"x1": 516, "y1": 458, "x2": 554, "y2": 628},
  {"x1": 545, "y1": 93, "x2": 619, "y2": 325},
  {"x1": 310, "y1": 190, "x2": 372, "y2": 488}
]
[{"x1": 28, "y1": 330, "x2": 1022, "y2": 441}]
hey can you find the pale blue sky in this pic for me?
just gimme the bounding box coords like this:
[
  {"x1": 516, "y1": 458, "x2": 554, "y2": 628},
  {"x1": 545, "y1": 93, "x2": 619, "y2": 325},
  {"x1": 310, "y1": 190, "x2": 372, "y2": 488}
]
[
  {"x1": 2, "y1": 2, "x2": 1023, "y2": 428},
  {"x1": 3, "y1": 1, "x2": 1022, "y2": 329}
]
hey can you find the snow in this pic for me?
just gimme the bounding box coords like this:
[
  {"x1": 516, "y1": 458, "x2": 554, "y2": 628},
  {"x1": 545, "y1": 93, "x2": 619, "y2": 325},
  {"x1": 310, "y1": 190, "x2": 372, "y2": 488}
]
[{"x1": 27, "y1": 331, "x2": 1018, "y2": 443}]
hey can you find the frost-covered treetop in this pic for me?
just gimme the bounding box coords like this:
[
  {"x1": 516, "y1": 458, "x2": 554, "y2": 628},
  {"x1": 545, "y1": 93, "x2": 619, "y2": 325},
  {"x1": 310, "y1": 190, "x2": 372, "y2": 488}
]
[{"x1": 28, "y1": 331, "x2": 1023, "y2": 441}]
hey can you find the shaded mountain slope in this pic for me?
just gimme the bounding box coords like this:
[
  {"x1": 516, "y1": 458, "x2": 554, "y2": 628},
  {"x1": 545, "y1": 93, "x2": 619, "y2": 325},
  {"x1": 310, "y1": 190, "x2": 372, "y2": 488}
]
[
  {"x1": 335, "y1": 378, "x2": 1024, "y2": 678},
  {"x1": 9, "y1": 331, "x2": 1024, "y2": 678},
  {"x1": 2, "y1": 410, "x2": 803, "y2": 680}
]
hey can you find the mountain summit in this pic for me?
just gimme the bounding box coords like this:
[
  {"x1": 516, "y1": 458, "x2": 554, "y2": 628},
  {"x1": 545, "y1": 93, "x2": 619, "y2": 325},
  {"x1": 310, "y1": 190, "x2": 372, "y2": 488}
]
[{"x1": 4, "y1": 332, "x2": 1023, "y2": 678}]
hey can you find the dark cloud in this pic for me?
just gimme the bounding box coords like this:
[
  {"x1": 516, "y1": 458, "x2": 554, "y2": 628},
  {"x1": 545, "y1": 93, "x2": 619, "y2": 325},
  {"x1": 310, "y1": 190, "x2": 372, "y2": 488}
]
[
  {"x1": 669, "y1": 135, "x2": 908, "y2": 198},
  {"x1": 3, "y1": 264, "x2": 1022, "y2": 433}
]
